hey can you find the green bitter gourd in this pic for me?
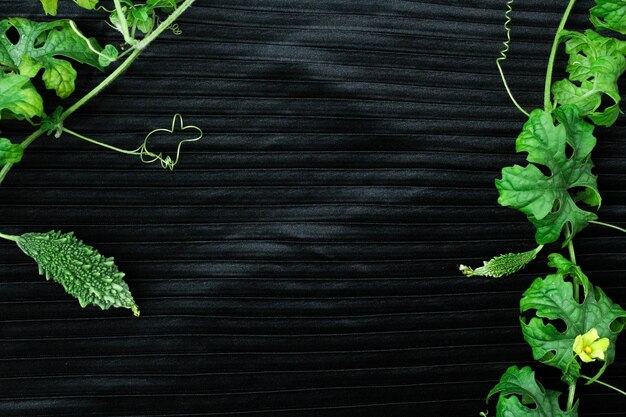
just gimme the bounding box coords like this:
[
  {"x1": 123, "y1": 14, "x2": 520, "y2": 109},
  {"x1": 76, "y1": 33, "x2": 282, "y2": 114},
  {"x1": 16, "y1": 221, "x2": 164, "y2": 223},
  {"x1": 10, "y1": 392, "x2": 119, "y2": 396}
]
[{"x1": 16, "y1": 230, "x2": 139, "y2": 316}]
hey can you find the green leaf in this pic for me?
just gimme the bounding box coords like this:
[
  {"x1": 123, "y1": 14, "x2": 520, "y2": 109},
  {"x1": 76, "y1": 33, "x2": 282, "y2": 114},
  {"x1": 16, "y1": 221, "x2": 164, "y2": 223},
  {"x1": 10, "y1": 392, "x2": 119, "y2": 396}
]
[
  {"x1": 16, "y1": 230, "x2": 140, "y2": 316},
  {"x1": 460, "y1": 245, "x2": 542, "y2": 278},
  {"x1": 0, "y1": 73, "x2": 44, "y2": 120},
  {"x1": 147, "y1": 0, "x2": 183, "y2": 12},
  {"x1": 496, "y1": 106, "x2": 600, "y2": 245},
  {"x1": 40, "y1": 0, "x2": 59, "y2": 15},
  {"x1": 40, "y1": 0, "x2": 98, "y2": 14},
  {"x1": 99, "y1": 44, "x2": 119, "y2": 67},
  {"x1": 41, "y1": 106, "x2": 64, "y2": 137},
  {"x1": 591, "y1": 0, "x2": 626, "y2": 35},
  {"x1": 487, "y1": 366, "x2": 577, "y2": 417},
  {"x1": 0, "y1": 18, "x2": 104, "y2": 98},
  {"x1": 520, "y1": 260, "x2": 626, "y2": 383},
  {"x1": 75, "y1": 0, "x2": 98, "y2": 10},
  {"x1": 0, "y1": 138, "x2": 24, "y2": 165},
  {"x1": 552, "y1": 30, "x2": 626, "y2": 127}
]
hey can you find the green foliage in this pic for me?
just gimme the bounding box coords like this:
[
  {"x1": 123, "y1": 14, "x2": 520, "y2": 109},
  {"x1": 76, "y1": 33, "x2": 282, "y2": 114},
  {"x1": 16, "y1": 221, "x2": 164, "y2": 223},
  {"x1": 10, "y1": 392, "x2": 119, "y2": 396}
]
[
  {"x1": 0, "y1": 18, "x2": 104, "y2": 98},
  {"x1": 460, "y1": 245, "x2": 542, "y2": 278},
  {"x1": 478, "y1": 1, "x2": 626, "y2": 414},
  {"x1": 496, "y1": 106, "x2": 600, "y2": 245},
  {"x1": 40, "y1": 0, "x2": 99, "y2": 16},
  {"x1": 0, "y1": 73, "x2": 43, "y2": 120},
  {"x1": 40, "y1": 0, "x2": 59, "y2": 16},
  {"x1": 0, "y1": 138, "x2": 23, "y2": 165},
  {"x1": 99, "y1": 44, "x2": 119, "y2": 67},
  {"x1": 41, "y1": 106, "x2": 64, "y2": 137},
  {"x1": 487, "y1": 366, "x2": 578, "y2": 417},
  {"x1": 111, "y1": 0, "x2": 184, "y2": 37},
  {"x1": 75, "y1": 0, "x2": 99, "y2": 10},
  {"x1": 590, "y1": 0, "x2": 626, "y2": 35},
  {"x1": 16, "y1": 230, "x2": 140, "y2": 316},
  {"x1": 552, "y1": 30, "x2": 626, "y2": 126},
  {"x1": 520, "y1": 258, "x2": 626, "y2": 383}
]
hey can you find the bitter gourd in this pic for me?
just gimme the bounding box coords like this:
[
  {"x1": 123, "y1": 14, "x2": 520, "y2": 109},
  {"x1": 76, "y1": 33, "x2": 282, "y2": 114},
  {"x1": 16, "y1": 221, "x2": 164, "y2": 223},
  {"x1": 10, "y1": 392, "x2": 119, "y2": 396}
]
[
  {"x1": 460, "y1": 245, "x2": 543, "y2": 278},
  {"x1": 15, "y1": 230, "x2": 139, "y2": 316}
]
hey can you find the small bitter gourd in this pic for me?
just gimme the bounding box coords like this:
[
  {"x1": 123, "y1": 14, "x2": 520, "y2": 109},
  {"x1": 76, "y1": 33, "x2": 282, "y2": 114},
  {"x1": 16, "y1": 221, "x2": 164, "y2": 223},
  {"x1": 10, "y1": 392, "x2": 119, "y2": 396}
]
[
  {"x1": 16, "y1": 230, "x2": 139, "y2": 316},
  {"x1": 459, "y1": 245, "x2": 543, "y2": 278}
]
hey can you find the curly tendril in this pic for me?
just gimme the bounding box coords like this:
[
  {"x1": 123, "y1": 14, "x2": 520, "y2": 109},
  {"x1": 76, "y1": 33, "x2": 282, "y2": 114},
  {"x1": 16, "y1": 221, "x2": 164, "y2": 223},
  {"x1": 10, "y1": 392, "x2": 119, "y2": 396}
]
[
  {"x1": 155, "y1": 15, "x2": 183, "y2": 35},
  {"x1": 61, "y1": 113, "x2": 203, "y2": 170},
  {"x1": 168, "y1": 23, "x2": 182, "y2": 35},
  {"x1": 136, "y1": 113, "x2": 203, "y2": 170},
  {"x1": 496, "y1": 0, "x2": 530, "y2": 117}
]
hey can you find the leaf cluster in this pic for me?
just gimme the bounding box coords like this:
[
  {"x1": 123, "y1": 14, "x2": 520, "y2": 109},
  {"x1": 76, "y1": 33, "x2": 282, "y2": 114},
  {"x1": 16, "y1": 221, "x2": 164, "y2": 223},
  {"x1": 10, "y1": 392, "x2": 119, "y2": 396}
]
[
  {"x1": 110, "y1": 0, "x2": 184, "y2": 37},
  {"x1": 483, "y1": 1, "x2": 626, "y2": 415},
  {"x1": 0, "y1": 17, "x2": 106, "y2": 121}
]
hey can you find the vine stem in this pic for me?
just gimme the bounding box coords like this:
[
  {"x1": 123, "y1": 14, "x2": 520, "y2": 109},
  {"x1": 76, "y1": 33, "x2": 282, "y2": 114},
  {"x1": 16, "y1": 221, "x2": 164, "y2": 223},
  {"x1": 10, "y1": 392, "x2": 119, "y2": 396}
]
[
  {"x1": 590, "y1": 220, "x2": 626, "y2": 234},
  {"x1": 112, "y1": 0, "x2": 134, "y2": 45},
  {"x1": 581, "y1": 375, "x2": 626, "y2": 397},
  {"x1": 544, "y1": 0, "x2": 577, "y2": 110},
  {"x1": 0, "y1": 0, "x2": 196, "y2": 186},
  {"x1": 567, "y1": 383, "x2": 577, "y2": 410},
  {"x1": 565, "y1": 225, "x2": 579, "y2": 302},
  {"x1": 62, "y1": 127, "x2": 141, "y2": 155},
  {"x1": 0, "y1": 232, "x2": 19, "y2": 242}
]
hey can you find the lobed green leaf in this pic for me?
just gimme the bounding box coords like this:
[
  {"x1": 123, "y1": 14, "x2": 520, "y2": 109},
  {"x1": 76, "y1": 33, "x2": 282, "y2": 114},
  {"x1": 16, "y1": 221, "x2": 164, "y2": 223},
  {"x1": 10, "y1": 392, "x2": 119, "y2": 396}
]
[
  {"x1": 487, "y1": 366, "x2": 577, "y2": 417},
  {"x1": 590, "y1": 0, "x2": 626, "y2": 35},
  {"x1": 0, "y1": 18, "x2": 104, "y2": 98},
  {"x1": 496, "y1": 106, "x2": 600, "y2": 245},
  {"x1": 552, "y1": 29, "x2": 626, "y2": 127},
  {"x1": 520, "y1": 259, "x2": 626, "y2": 383}
]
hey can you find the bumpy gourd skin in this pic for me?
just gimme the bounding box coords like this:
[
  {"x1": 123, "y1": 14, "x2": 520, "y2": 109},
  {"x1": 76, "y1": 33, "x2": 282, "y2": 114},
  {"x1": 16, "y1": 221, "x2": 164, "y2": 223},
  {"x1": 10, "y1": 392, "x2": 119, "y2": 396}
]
[{"x1": 17, "y1": 230, "x2": 139, "y2": 316}]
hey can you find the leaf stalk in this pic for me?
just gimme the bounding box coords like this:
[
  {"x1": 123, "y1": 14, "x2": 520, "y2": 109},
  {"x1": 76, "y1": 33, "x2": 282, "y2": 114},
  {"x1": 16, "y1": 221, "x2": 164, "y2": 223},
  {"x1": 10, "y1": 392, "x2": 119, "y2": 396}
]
[{"x1": 590, "y1": 220, "x2": 626, "y2": 234}]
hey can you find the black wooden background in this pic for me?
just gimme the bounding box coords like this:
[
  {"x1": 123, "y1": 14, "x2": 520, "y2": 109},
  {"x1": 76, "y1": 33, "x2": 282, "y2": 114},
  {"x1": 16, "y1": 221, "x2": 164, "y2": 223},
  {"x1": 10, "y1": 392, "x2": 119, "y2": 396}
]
[{"x1": 1, "y1": 1, "x2": 626, "y2": 416}]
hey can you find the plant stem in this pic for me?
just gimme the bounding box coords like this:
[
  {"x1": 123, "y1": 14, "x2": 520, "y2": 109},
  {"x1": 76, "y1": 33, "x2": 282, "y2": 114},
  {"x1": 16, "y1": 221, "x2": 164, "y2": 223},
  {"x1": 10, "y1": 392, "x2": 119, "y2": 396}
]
[
  {"x1": 62, "y1": 0, "x2": 196, "y2": 122},
  {"x1": 581, "y1": 375, "x2": 626, "y2": 397},
  {"x1": 0, "y1": 232, "x2": 19, "y2": 242},
  {"x1": 0, "y1": 0, "x2": 197, "y2": 186},
  {"x1": 590, "y1": 220, "x2": 626, "y2": 234},
  {"x1": 112, "y1": 0, "x2": 134, "y2": 45},
  {"x1": 497, "y1": 63, "x2": 530, "y2": 117},
  {"x1": 544, "y1": 0, "x2": 577, "y2": 110},
  {"x1": 62, "y1": 127, "x2": 140, "y2": 155},
  {"x1": 61, "y1": 48, "x2": 142, "y2": 121},
  {"x1": 565, "y1": 225, "x2": 579, "y2": 302},
  {"x1": 567, "y1": 382, "x2": 577, "y2": 410}
]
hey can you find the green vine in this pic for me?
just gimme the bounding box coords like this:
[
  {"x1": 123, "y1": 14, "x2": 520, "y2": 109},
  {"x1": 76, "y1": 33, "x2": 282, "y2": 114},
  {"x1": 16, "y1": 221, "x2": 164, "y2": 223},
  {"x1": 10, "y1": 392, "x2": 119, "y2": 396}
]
[
  {"x1": 463, "y1": 0, "x2": 626, "y2": 415},
  {"x1": 0, "y1": 0, "x2": 199, "y2": 314}
]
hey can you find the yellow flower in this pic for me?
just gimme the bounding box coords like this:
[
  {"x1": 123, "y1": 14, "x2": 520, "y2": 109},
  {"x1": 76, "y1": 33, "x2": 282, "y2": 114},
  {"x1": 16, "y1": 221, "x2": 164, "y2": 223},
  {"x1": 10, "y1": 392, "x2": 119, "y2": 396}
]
[{"x1": 573, "y1": 328, "x2": 610, "y2": 363}]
